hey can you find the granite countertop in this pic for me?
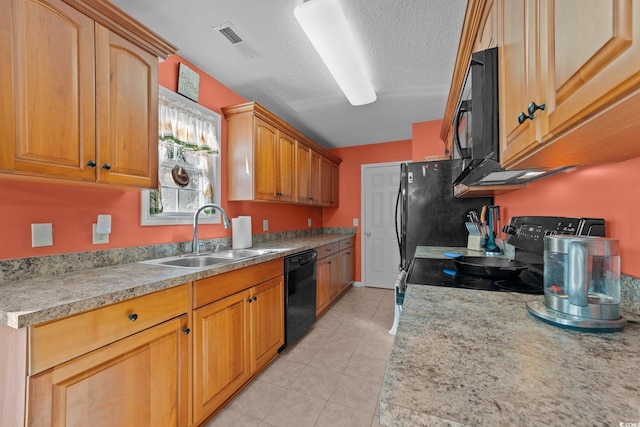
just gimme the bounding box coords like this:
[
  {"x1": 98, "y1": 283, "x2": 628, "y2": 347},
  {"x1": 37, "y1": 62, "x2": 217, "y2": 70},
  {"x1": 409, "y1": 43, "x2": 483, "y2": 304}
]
[
  {"x1": 0, "y1": 234, "x2": 353, "y2": 329},
  {"x1": 380, "y1": 285, "x2": 640, "y2": 426}
]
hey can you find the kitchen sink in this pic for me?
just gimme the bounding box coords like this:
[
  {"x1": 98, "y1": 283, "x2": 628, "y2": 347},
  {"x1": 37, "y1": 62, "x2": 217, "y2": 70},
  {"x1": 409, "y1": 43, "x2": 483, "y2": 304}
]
[
  {"x1": 139, "y1": 248, "x2": 281, "y2": 269},
  {"x1": 151, "y1": 257, "x2": 231, "y2": 268},
  {"x1": 205, "y1": 248, "x2": 274, "y2": 260}
]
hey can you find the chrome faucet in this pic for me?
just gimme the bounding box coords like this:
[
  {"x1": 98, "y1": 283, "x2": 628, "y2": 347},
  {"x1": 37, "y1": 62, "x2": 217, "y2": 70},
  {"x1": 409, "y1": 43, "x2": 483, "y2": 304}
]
[{"x1": 192, "y1": 204, "x2": 231, "y2": 254}]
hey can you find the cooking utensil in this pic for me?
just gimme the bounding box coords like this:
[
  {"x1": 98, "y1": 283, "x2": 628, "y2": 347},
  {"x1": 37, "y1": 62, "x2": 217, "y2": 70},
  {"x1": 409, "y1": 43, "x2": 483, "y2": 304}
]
[
  {"x1": 171, "y1": 165, "x2": 190, "y2": 187},
  {"x1": 444, "y1": 252, "x2": 526, "y2": 278},
  {"x1": 485, "y1": 206, "x2": 500, "y2": 253}
]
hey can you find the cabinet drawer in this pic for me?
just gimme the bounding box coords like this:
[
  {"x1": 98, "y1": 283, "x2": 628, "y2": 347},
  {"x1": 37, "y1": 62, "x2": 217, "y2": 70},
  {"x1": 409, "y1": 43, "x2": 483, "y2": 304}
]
[
  {"x1": 339, "y1": 238, "x2": 354, "y2": 251},
  {"x1": 29, "y1": 284, "x2": 189, "y2": 375},
  {"x1": 193, "y1": 258, "x2": 283, "y2": 308},
  {"x1": 317, "y1": 242, "x2": 340, "y2": 259}
]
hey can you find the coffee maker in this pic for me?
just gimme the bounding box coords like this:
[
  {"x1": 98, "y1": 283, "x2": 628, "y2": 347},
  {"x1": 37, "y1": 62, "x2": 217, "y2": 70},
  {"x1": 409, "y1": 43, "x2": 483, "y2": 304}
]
[{"x1": 527, "y1": 235, "x2": 627, "y2": 332}]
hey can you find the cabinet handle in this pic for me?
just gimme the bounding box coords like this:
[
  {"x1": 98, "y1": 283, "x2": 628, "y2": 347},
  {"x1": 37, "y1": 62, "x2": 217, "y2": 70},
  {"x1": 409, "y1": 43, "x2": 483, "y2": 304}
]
[
  {"x1": 86, "y1": 160, "x2": 96, "y2": 167},
  {"x1": 182, "y1": 327, "x2": 190, "y2": 335},
  {"x1": 102, "y1": 163, "x2": 111, "y2": 170},
  {"x1": 518, "y1": 102, "x2": 546, "y2": 124},
  {"x1": 253, "y1": 296, "x2": 257, "y2": 301},
  {"x1": 128, "y1": 313, "x2": 138, "y2": 322},
  {"x1": 328, "y1": 261, "x2": 332, "y2": 265},
  {"x1": 528, "y1": 102, "x2": 546, "y2": 115},
  {"x1": 346, "y1": 252, "x2": 351, "y2": 255}
]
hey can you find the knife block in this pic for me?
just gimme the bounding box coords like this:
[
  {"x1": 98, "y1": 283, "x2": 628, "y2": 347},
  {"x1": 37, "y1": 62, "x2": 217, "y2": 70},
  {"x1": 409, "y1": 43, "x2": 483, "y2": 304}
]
[{"x1": 467, "y1": 235, "x2": 484, "y2": 252}]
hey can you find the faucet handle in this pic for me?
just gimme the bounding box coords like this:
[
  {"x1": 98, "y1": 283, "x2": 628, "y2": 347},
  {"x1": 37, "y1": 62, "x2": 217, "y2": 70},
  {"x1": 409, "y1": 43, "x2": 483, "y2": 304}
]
[{"x1": 214, "y1": 243, "x2": 227, "y2": 252}]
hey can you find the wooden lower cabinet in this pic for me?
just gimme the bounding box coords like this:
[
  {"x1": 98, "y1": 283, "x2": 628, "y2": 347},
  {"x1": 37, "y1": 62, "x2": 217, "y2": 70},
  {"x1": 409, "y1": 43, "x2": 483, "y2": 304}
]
[
  {"x1": 340, "y1": 248, "x2": 355, "y2": 292},
  {"x1": 192, "y1": 267, "x2": 284, "y2": 425},
  {"x1": 27, "y1": 315, "x2": 189, "y2": 427},
  {"x1": 316, "y1": 252, "x2": 340, "y2": 315},
  {"x1": 193, "y1": 290, "x2": 251, "y2": 423}
]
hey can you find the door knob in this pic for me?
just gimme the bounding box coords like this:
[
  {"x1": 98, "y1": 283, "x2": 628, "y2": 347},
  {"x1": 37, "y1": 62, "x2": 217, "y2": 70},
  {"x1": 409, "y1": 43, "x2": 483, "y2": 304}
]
[{"x1": 365, "y1": 231, "x2": 371, "y2": 237}]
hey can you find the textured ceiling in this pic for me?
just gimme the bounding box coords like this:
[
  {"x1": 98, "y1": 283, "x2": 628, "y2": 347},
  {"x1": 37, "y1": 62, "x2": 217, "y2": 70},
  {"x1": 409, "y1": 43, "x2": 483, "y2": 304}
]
[{"x1": 110, "y1": 0, "x2": 466, "y2": 148}]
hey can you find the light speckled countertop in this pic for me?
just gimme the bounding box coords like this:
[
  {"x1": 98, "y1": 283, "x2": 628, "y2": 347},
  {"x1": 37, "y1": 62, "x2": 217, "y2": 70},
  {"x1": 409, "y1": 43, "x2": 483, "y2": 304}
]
[
  {"x1": 380, "y1": 285, "x2": 640, "y2": 426},
  {"x1": 0, "y1": 234, "x2": 352, "y2": 329}
]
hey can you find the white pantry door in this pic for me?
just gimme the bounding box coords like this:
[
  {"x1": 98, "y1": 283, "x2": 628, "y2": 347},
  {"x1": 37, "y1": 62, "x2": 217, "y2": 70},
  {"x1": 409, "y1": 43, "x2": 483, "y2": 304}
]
[{"x1": 362, "y1": 162, "x2": 405, "y2": 289}]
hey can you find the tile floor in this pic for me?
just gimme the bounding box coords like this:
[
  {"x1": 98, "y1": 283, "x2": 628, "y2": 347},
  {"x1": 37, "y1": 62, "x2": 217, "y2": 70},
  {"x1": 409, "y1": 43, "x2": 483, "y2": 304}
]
[{"x1": 205, "y1": 286, "x2": 396, "y2": 427}]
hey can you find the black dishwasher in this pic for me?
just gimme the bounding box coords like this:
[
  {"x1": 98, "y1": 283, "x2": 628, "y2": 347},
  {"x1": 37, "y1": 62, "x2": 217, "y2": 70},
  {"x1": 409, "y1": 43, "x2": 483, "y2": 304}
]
[{"x1": 283, "y1": 250, "x2": 317, "y2": 348}]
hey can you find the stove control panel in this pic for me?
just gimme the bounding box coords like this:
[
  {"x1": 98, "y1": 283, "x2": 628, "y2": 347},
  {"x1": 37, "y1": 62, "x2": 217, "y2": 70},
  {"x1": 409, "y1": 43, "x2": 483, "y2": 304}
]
[{"x1": 505, "y1": 216, "x2": 605, "y2": 255}]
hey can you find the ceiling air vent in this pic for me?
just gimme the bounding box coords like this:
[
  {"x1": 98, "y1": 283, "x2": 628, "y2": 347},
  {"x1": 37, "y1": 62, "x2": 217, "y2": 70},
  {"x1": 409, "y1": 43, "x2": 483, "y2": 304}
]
[{"x1": 213, "y1": 22, "x2": 261, "y2": 59}]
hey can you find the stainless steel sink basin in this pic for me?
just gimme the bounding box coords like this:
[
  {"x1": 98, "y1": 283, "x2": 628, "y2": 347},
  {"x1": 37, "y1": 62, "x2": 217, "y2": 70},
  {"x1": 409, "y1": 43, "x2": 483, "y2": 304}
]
[
  {"x1": 206, "y1": 249, "x2": 274, "y2": 260},
  {"x1": 139, "y1": 248, "x2": 279, "y2": 269},
  {"x1": 153, "y1": 257, "x2": 231, "y2": 268}
]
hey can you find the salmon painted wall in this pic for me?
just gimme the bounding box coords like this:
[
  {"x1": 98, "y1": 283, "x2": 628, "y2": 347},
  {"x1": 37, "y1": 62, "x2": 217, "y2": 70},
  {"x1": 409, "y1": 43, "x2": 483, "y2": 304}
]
[
  {"x1": 496, "y1": 156, "x2": 640, "y2": 277},
  {"x1": 323, "y1": 140, "x2": 412, "y2": 282},
  {"x1": 0, "y1": 55, "x2": 322, "y2": 260},
  {"x1": 411, "y1": 120, "x2": 446, "y2": 160}
]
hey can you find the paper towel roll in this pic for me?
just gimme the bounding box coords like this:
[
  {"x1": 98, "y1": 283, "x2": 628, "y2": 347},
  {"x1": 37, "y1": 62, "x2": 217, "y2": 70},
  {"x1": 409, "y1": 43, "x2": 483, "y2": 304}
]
[{"x1": 232, "y1": 216, "x2": 252, "y2": 249}]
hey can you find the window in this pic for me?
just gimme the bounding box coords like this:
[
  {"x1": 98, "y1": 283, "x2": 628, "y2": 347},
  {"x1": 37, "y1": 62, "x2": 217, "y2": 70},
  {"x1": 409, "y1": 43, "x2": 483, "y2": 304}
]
[{"x1": 140, "y1": 86, "x2": 222, "y2": 226}]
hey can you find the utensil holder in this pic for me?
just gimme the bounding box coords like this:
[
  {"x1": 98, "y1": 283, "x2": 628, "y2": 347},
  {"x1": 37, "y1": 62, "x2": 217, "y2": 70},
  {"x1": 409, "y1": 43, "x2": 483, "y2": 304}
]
[{"x1": 467, "y1": 235, "x2": 484, "y2": 251}]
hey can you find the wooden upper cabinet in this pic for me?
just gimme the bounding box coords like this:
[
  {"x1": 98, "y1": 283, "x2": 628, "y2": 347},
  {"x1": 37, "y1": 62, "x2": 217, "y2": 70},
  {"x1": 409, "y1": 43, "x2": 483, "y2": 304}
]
[
  {"x1": 1, "y1": 0, "x2": 96, "y2": 181},
  {"x1": 539, "y1": 0, "x2": 640, "y2": 143},
  {"x1": 443, "y1": 0, "x2": 640, "y2": 174},
  {"x1": 309, "y1": 148, "x2": 323, "y2": 206},
  {"x1": 474, "y1": 0, "x2": 497, "y2": 51},
  {"x1": 498, "y1": 0, "x2": 540, "y2": 165},
  {"x1": 0, "y1": 0, "x2": 175, "y2": 188},
  {"x1": 223, "y1": 102, "x2": 341, "y2": 205},
  {"x1": 320, "y1": 157, "x2": 339, "y2": 207},
  {"x1": 295, "y1": 141, "x2": 311, "y2": 203},
  {"x1": 95, "y1": 24, "x2": 159, "y2": 187}
]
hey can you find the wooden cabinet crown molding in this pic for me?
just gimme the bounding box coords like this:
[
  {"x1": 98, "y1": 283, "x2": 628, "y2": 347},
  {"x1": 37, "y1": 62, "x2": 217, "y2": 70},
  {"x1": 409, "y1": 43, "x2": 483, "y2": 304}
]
[
  {"x1": 60, "y1": 0, "x2": 177, "y2": 58},
  {"x1": 439, "y1": 0, "x2": 490, "y2": 152},
  {"x1": 222, "y1": 102, "x2": 342, "y2": 165}
]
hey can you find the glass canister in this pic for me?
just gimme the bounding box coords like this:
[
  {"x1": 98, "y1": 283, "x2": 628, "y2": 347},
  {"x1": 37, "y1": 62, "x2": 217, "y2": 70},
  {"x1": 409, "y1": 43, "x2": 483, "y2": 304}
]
[{"x1": 543, "y1": 235, "x2": 621, "y2": 320}]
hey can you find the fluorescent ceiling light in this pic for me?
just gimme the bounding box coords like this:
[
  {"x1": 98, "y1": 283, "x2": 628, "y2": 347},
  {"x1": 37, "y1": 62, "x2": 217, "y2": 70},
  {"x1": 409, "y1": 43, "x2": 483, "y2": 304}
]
[{"x1": 294, "y1": 0, "x2": 376, "y2": 106}]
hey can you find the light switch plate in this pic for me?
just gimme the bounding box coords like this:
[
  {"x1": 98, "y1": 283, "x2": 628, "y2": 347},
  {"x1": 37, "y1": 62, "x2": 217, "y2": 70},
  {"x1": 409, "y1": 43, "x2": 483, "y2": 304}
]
[
  {"x1": 92, "y1": 224, "x2": 109, "y2": 245},
  {"x1": 32, "y1": 223, "x2": 53, "y2": 247},
  {"x1": 263, "y1": 219, "x2": 269, "y2": 231},
  {"x1": 353, "y1": 218, "x2": 359, "y2": 227},
  {"x1": 308, "y1": 218, "x2": 312, "y2": 227}
]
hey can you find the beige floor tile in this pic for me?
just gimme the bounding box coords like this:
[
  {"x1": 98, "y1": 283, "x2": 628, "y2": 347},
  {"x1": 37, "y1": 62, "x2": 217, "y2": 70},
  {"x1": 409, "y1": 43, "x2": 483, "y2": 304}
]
[
  {"x1": 309, "y1": 347, "x2": 353, "y2": 373},
  {"x1": 262, "y1": 389, "x2": 326, "y2": 427},
  {"x1": 258, "y1": 357, "x2": 306, "y2": 388},
  {"x1": 289, "y1": 364, "x2": 342, "y2": 399},
  {"x1": 205, "y1": 407, "x2": 261, "y2": 426},
  {"x1": 333, "y1": 321, "x2": 368, "y2": 340},
  {"x1": 320, "y1": 334, "x2": 359, "y2": 354},
  {"x1": 228, "y1": 379, "x2": 287, "y2": 420},
  {"x1": 312, "y1": 316, "x2": 342, "y2": 333},
  {"x1": 315, "y1": 402, "x2": 373, "y2": 427},
  {"x1": 344, "y1": 354, "x2": 389, "y2": 386},
  {"x1": 353, "y1": 336, "x2": 394, "y2": 361},
  {"x1": 328, "y1": 374, "x2": 382, "y2": 415}
]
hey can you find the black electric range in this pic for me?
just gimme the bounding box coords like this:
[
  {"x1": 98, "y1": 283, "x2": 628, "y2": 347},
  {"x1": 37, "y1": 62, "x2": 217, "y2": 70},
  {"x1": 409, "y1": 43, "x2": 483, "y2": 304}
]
[{"x1": 405, "y1": 216, "x2": 606, "y2": 295}]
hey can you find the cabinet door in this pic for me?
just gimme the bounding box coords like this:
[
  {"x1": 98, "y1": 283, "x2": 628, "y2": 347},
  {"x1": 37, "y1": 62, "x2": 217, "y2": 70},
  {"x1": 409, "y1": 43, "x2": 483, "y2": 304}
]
[
  {"x1": 330, "y1": 162, "x2": 339, "y2": 207},
  {"x1": 321, "y1": 157, "x2": 332, "y2": 207},
  {"x1": 328, "y1": 253, "x2": 340, "y2": 299},
  {"x1": 253, "y1": 118, "x2": 279, "y2": 201},
  {"x1": 276, "y1": 131, "x2": 296, "y2": 202},
  {"x1": 316, "y1": 258, "x2": 332, "y2": 315},
  {"x1": 475, "y1": 0, "x2": 497, "y2": 51},
  {"x1": 28, "y1": 315, "x2": 189, "y2": 427},
  {"x1": 340, "y1": 249, "x2": 354, "y2": 291},
  {"x1": 95, "y1": 24, "x2": 158, "y2": 188},
  {"x1": 498, "y1": 0, "x2": 540, "y2": 166},
  {"x1": 540, "y1": 0, "x2": 640, "y2": 140},
  {"x1": 193, "y1": 290, "x2": 250, "y2": 422},
  {"x1": 295, "y1": 141, "x2": 311, "y2": 203},
  {"x1": 309, "y1": 149, "x2": 323, "y2": 206},
  {"x1": 1, "y1": 0, "x2": 96, "y2": 181},
  {"x1": 250, "y1": 276, "x2": 284, "y2": 373}
]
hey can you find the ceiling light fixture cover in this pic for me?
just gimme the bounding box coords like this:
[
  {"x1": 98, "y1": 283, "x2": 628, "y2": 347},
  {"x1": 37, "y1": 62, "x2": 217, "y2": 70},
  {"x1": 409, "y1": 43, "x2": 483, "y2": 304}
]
[{"x1": 294, "y1": 0, "x2": 376, "y2": 106}]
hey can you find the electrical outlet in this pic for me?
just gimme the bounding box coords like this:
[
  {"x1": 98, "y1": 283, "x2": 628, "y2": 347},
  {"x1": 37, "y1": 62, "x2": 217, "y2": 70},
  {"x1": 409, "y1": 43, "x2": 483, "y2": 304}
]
[
  {"x1": 263, "y1": 219, "x2": 269, "y2": 231},
  {"x1": 308, "y1": 218, "x2": 312, "y2": 227},
  {"x1": 92, "y1": 224, "x2": 109, "y2": 245},
  {"x1": 353, "y1": 218, "x2": 359, "y2": 227}
]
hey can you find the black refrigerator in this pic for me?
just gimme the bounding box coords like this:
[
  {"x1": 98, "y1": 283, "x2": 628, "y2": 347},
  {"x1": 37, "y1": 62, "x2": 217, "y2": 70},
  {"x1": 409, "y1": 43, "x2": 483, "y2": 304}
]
[{"x1": 396, "y1": 160, "x2": 492, "y2": 271}]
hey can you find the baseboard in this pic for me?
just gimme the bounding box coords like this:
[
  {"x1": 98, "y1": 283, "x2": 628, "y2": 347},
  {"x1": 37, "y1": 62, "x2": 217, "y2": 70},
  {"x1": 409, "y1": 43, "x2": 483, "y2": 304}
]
[{"x1": 353, "y1": 281, "x2": 364, "y2": 287}]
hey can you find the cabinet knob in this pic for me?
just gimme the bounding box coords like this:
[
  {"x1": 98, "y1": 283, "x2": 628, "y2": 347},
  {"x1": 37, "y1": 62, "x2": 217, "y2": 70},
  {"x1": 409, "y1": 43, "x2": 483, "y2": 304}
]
[
  {"x1": 247, "y1": 297, "x2": 253, "y2": 303},
  {"x1": 328, "y1": 261, "x2": 332, "y2": 265},
  {"x1": 528, "y1": 102, "x2": 546, "y2": 115},
  {"x1": 182, "y1": 327, "x2": 190, "y2": 335},
  {"x1": 128, "y1": 313, "x2": 138, "y2": 322},
  {"x1": 86, "y1": 160, "x2": 96, "y2": 167},
  {"x1": 102, "y1": 163, "x2": 111, "y2": 170},
  {"x1": 517, "y1": 112, "x2": 533, "y2": 124}
]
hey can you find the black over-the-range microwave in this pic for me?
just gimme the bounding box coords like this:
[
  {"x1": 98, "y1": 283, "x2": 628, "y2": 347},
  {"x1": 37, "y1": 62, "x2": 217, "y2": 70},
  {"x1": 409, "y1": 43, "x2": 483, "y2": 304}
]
[{"x1": 451, "y1": 47, "x2": 574, "y2": 187}]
